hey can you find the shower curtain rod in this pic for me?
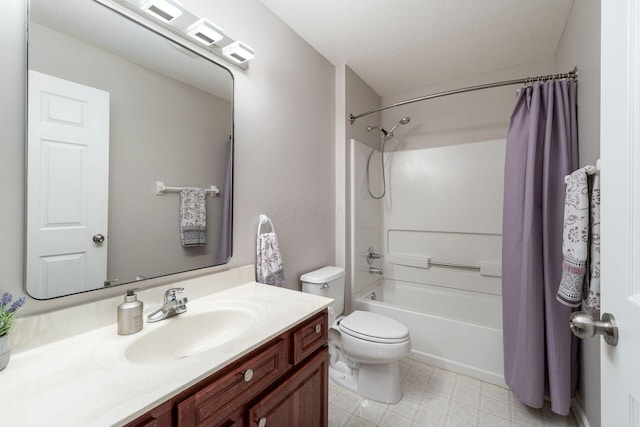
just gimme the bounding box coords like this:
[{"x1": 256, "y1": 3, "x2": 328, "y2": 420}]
[{"x1": 349, "y1": 67, "x2": 578, "y2": 124}]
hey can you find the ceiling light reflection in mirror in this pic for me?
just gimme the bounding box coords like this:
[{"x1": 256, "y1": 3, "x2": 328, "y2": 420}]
[{"x1": 107, "y1": 0, "x2": 255, "y2": 66}]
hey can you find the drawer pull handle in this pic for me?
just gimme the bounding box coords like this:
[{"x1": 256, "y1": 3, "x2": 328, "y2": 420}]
[
  {"x1": 315, "y1": 324, "x2": 322, "y2": 333},
  {"x1": 243, "y1": 369, "x2": 254, "y2": 382},
  {"x1": 258, "y1": 417, "x2": 267, "y2": 427}
]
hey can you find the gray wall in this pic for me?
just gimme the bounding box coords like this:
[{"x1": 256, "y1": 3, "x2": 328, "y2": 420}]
[
  {"x1": 1, "y1": 0, "x2": 335, "y2": 314},
  {"x1": 380, "y1": 60, "x2": 555, "y2": 148},
  {"x1": 335, "y1": 65, "x2": 380, "y2": 313},
  {"x1": 555, "y1": 2, "x2": 602, "y2": 426}
]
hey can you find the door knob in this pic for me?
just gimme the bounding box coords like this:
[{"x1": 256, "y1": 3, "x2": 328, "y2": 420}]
[
  {"x1": 570, "y1": 311, "x2": 618, "y2": 346},
  {"x1": 93, "y1": 234, "x2": 105, "y2": 243}
]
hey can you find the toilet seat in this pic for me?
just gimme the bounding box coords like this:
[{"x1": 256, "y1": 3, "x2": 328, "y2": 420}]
[{"x1": 339, "y1": 311, "x2": 409, "y2": 344}]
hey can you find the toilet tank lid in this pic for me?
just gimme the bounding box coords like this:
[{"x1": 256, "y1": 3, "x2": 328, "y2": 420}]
[{"x1": 300, "y1": 266, "x2": 345, "y2": 283}]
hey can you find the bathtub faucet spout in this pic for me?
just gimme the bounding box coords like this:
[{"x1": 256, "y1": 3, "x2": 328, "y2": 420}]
[{"x1": 369, "y1": 267, "x2": 383, "y2": 275}]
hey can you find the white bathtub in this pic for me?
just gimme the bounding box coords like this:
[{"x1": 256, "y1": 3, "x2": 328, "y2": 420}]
[{"x1": 354, "y1": 279, "x2": 506, "y2": 386}]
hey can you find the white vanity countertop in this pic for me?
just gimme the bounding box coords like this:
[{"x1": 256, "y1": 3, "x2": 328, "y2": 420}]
[{"x1": 0, "y1": 281, "x2": 332, "y2": 426}]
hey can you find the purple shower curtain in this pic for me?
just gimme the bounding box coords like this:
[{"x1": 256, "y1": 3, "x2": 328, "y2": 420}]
[{"x1": 502, "y1": 79, "x2": 579, "y2": 416}]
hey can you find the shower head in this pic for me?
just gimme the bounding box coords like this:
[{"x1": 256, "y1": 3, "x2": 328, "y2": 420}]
[
  {"x1": 367, "y1": 117, "x2": 410, "y2": 141},
  {"x1": 367, "y1": 125, "x2": 388, "y2": 136},
  {"x1": 386, "y1": 116, "x2": 412, "y2": 139}
]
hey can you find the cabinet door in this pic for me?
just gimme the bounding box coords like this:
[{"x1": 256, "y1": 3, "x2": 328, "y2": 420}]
[{"x1": 248, "y1": 348, "x2": 328, "y2": 427}]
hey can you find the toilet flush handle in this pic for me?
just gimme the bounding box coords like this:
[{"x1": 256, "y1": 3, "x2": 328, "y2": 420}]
[{"x1": 321, "y1": 283, "x2": 330, "y2": 290}]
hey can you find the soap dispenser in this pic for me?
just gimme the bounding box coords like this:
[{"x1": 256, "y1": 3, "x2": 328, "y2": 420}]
[{"x1": 118, "y1": 288, "x2": 143, "y2": 335}]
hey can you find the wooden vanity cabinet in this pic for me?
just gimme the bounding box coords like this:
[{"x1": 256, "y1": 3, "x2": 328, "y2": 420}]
[
  {"x1": 248, "y1": 348, "x2": 328, "y2": 427},
  {"x1": 124, "y1": 310, "x2": 328, "y2": 427}
]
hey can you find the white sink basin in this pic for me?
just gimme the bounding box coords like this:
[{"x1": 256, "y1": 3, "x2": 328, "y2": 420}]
[{"x1": 125, "y1": 301, "x2": 261, "y2": 364}]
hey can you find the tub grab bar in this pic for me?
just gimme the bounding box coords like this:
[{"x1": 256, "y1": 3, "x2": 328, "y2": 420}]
[
  {"x1": 387, "y1": 255, "x2": 501, "y2": 277},
  {"x1": 428, "y1": 261, "x2": 480, "y2": 271}
]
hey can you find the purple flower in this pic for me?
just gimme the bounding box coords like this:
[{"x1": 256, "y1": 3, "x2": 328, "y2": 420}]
[
  {"x1": 0, "y1": 292, "x2": 26, "y2": 336},
  {"x1": 8, "y1": 296, "x2": 26, "y2": 314},
  {"x1": 1, "y1": 293, "x2": 10, "y2": 308}
]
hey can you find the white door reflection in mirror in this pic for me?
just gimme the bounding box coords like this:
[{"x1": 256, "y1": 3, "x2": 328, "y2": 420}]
[{"x1": 27, "y1": 70, "x2": 110, "y2": 299}]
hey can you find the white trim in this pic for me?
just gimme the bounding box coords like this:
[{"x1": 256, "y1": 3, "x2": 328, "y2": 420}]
[
  {"x1": 406, "y1": 349, "x2": 506, "y2": 388},
  {"x1": 571, "y1": 399, "x2": 592, "y2": 427},
  {"x1": 334, "y1": 66, "x2": 347, "y2": 270},
  {"x1": 629, "y1": 0, "x2": 640, "y2": 296}
]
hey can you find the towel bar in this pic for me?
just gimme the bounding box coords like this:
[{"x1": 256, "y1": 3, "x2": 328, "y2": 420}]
[
  {"x1": 564, "y1": 159, "x2": 600, "y2": 184},
  {"x1": 155, "y1": 181, "x2": 220, "y2": 197}
]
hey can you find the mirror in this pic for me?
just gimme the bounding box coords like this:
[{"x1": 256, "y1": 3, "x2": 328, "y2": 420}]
[{"x1": 26, "y1": 0, "x2": 234, "y2": 299}]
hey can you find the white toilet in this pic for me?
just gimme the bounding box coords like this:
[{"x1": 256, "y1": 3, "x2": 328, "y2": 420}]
[{"x1": 300, "y1": 266, "x2": 411, "y2": 404}]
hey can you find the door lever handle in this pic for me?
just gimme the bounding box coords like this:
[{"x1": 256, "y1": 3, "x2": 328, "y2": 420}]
[{"x1": 570, "y1": 311, "x2": 618, "y2": 346}]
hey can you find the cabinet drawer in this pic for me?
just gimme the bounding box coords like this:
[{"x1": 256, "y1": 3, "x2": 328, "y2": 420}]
[
  {"x1": 178, "y1": 339, "x2": 286, "y2": 426},
  {"x1": 124, "y1": 400, "x2": 172, "y2": 427},
  {"x1": 292, "y1": 311, "x2": 328, "y2": 365}
]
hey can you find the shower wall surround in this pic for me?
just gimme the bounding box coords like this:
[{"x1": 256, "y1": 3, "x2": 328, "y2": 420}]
[
  {"x1": 350, "y1": 137, "x2": 506, "y2": 382},
  {"x1": 0, "y1": 0, "x2": 335, "y2": 315},
  {"x1": 382, "y1": 139, "x2": 505, "y2": 294},
  {"x1": 350, "y1": 139, "x2": 383, "y2": 299}
]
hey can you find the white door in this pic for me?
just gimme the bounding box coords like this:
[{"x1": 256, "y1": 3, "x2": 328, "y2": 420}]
[
  {"x1": 27, "y1": 71, "x2": 110, "y2": 299},
  {"x1": 600, "y1": 1, "x2": 640, "y2": 425}
]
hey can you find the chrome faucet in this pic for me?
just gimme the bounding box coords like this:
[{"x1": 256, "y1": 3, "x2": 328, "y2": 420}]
[
  {"x1": 147, "y1": 287, "x2": 188, "y2": 323},
  {"x1": 369, "y1": 267, "x2": 383, "y2": 275},
  {"x1": 366, "y1": 247, "x2": 383, "y2": 265}
]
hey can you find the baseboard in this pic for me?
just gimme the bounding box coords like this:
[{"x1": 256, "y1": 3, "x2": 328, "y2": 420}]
[
  {"x1": 407, "y1": 349, "x2": 507, "y2": 388},
  {"x1": 571, "y1": 398, "x2": 591, "y2": 427}
]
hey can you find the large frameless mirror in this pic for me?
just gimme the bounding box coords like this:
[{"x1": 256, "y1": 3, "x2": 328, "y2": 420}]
[{"x1": 26, "y1": 0, "x2": 233, "y2": 299}]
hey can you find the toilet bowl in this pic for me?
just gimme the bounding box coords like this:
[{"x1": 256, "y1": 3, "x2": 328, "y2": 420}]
[{"x1": 300, "y1": 266, "x2": 411, "y2": 404}]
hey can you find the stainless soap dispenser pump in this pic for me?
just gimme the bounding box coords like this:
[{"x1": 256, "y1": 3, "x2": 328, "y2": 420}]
[{"x1": 118, "y1": 288, "x2": 143, "y2": 335}]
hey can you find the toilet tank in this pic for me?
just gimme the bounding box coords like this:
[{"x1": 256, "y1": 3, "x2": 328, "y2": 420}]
[{"x1": 300, "y1": 266, "x2": 345, "y2": 317}]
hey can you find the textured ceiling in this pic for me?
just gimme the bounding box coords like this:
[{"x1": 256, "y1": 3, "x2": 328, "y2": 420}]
[{"x1": 259, "y1": 0, "x2": 574, "y2": 97}]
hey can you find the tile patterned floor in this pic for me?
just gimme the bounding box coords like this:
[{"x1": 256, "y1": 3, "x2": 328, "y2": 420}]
[{"x1": 328, "y1": 358, "x2": 579, "y2": 427}]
